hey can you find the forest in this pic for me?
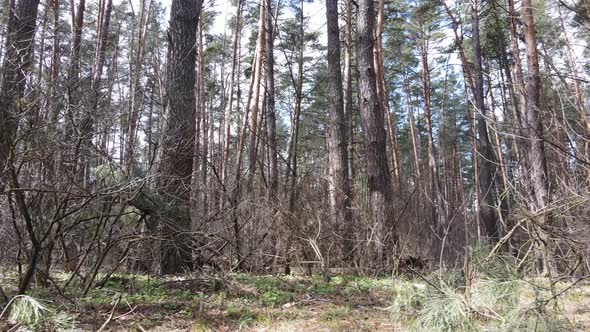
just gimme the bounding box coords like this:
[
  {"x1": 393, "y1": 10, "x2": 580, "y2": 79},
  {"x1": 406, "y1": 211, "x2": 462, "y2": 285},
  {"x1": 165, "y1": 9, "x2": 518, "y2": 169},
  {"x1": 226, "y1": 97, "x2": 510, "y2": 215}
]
[{"x1": 1, "y1": 0, "x2": 590, "y2": 329}]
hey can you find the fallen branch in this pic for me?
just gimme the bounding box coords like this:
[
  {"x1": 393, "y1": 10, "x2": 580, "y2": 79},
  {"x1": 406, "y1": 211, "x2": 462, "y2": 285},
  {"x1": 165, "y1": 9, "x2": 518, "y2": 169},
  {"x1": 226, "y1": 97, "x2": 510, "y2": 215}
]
[{"x1": 97, "y1": 293, "x2": 122, "y2": 332}]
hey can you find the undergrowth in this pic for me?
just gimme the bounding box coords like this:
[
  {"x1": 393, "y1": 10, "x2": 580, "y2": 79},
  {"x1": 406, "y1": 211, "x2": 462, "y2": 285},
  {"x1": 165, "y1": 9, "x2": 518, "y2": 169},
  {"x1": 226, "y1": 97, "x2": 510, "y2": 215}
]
[{"x1": 389, "y1": 247, "x2": 577, "y2": 331}]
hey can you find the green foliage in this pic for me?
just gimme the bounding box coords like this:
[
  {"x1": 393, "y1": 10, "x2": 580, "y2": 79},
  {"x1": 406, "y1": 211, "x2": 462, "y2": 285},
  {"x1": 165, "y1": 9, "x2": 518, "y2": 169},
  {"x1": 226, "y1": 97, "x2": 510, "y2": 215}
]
[
  {"x1": 230, "y1": 274, "x2": 295, "y2": 306},
  {"x1": 260, "y1": 290, "x2": 293, "y2": 307},
  {"x1": 413, "y1": 284, "x2": 475, "y2": 332},
  {"x1": 311, "y1": 282, "x2": 336, "y2": 295},
  {"x1": 2, "y1": 295, "x2": 77, "y2": 331},
  {"x1": 6, "y1": 295, "x2": 53, "y2": 327},
  {"x1": 226, "y1": 303, "x2": 259, "y2": 330},
  {"x1": 389, "y1": 280, "x2": 431, "y2": 323},
  {"x1": 496, "y1": 304, "x2": 573, "y2": 332},
  {"x1": 389, "y1": 249, "x2": 579, "y2": 332},
  {"x1": 231, "y1": 274, "x2": 284, "y2": 293}
]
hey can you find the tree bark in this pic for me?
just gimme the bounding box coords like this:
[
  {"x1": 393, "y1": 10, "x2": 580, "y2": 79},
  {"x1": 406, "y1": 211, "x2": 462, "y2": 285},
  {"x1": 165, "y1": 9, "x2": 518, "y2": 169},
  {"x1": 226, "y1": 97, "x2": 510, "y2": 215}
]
[
  {"x1": 374, "y1": 0, "x2": 401, "y2": 193},
  {"x1": 125, "y1": 0, "x2": 152, "y2": 175},
  {"x1": 357, "y1": 0, "x2": 395, "y2": 263},
  {"x1": 0, "y1": 0, "x2": 40, "y2": 189},
  {"x1": 471, "y1": 0, "x2": 500, "y2": 240},
  {"x1": 0, "y1": 0, "x2": 41, "y2": 292},
  {"x1": 326, "y1": 0, "x2": 354, "y2": 262},
  {"x1": 158, "y1": 0, "x2": 202, "y2": 274},
  {"x1": 521, "y1": 0, "x2": 552, "y2": 273},
  {"x1": 222, "y1": 0, "x2": 243, "y2": 185},
  {"x1": 265, "y1": 0, "x2": 278, "y2": 200},
  {"x1": 247, "y1": 0, "x2": 267, "y2": 185},
  {"x1": 343, "y1": 0, "x2": 355, "y2": 187}
]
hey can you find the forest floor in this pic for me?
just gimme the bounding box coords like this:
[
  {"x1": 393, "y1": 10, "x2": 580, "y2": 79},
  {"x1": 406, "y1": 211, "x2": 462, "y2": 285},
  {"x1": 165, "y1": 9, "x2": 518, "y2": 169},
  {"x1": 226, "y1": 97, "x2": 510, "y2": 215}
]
[{"x1": 1, "y1": 270, "x2": 590, "y2": 331}]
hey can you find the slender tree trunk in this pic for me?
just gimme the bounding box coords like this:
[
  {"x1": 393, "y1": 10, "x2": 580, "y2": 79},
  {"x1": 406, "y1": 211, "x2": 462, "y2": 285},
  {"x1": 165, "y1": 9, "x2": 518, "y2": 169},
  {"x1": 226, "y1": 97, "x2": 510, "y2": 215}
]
[
  {"x1": 374, "y1": 0, "x2": 400, "y2": 193},
  {"x1": 247, "y1": 0, "x2": 267, "y2": 185},
  {"x1": 231, "y1": 48, "x2": 257, "y2": 270},
  {"x1": 65, "y1": 0, "x2": 85, "y2": 122},
  {"x1": 265, "y1": 0, "x2": 278, "y2": 200},
  {"x1": 326, "y1": 0, "x2": 353, "y2": 262},
  {"x1": 222, "y1": 0, "x2": 243, "y2": 185},
  {"x1": 521, "y1": 0, "x2": 552, "y2": 273},
  {"x1": 125, "y1": 0, "x2": 152, "y2": 175},
  {"x1": 199, "y1": 23, "x2": 209, "y2": 219},
  {"x1": 191, "y1": 15, "x2": 204, "y2": 231},
  {"x1": 471, "y1": 0, "x2": 500, "y2": 240},
  {"x1": 80, "y1": 0, "x2": 113, "y2": 173},
  {"x1": 404, "y1": 79, "x2": 421, "y2": 180},
  {"x1": 343, "y1": 0, "x2": 355, "y2": 187},
  {"x1": 558, "y1": 9, "x2": 590, "y2": 178},
  {"x1": 419, "y1": 37, "x2": 442, "y2": 235}
]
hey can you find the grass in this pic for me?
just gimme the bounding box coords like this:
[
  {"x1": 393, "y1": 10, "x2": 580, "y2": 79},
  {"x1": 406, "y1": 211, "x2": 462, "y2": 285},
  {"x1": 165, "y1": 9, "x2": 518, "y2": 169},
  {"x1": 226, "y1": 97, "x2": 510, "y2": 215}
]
[
  {"x1": 387, "y1": 249, "x2": 586, "y2": 332},
  {"x1": 0, "y1": 295, "x2": 78, "y2": 331},
  {"x1": 319, "y1": 305, "x2": 350, "y2": 321},
  {"x1": 0, "y1": 266, "x2": 589, "y2": 331}
]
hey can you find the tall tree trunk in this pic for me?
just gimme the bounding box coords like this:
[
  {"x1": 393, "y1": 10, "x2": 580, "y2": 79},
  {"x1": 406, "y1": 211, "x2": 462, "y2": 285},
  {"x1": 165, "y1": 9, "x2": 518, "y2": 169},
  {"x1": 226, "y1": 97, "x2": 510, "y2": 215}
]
[
  {"x1": 222, "y1": 0, "x2": 243, "y2": 185},
  {"x1": 0, "y1": 0, "x2": 40, "y2": 186},
  {"x1": 191, "y1": 15, "x2": 204, "y2": 230},
  {"x1": 80, "y1": 0, "x2": 113, "y2": 175},
  {"x1": 0, "y1": 0, "x2": 41, "y2": 293},
  {"x1": 125, "y1": 0, "x2": 152, "y2": 175},
  {"x1": 231, "y1": 49, "x2": 258, "y2": 269},
  {"x1": 65, "y1": 0, "x2": 85, "y2": 121},
  {"x1": 326, "y1": 0, "x2": 353, "y2": 262},
  {"x1": 247, "y1": 0, "x2": 266, "y2": 185},
  {"x1": 158, "y1": 0, "x2": 202, "y2": 274},
  {"x1": 343, "y1": 0, "x2": 355, "y2": 187},
  {"x1": 520, "y1": 0, "x2": 552, "y2": 273},
  {"x1": 419, "y1": 36, "x2": 442, "y2": 237},
  {"x1": 471, "y1": 0, "x2": 500, "y2": 240},
  {"x1": 199, "y1": 21, "x2": 209, "y2": 219},
  {"x1": 558, "y1": 8, "x2": 590, "y2": 178},
  {"x1": 374, "y1": 0, "x2": 401, "y2": 193},
  {"x1": 265, "y1": 0, "x2": 278, "y2": 200},
  {"x1": 404, "y1": 78, "x2": 421, "y2": 180},
  {"x1": 357, "y1": 0, "x2": 395, "y2": 263}
]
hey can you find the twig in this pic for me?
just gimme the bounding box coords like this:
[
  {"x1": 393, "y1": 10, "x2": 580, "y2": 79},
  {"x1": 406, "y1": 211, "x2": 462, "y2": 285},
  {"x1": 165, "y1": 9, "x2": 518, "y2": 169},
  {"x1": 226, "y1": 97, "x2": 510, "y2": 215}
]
[
  {"x1": 114, "y1": 305, "x2": 137, "y2": 320},
  {"x1": 7, "y1": 323, "x2": 22, "y2": 332},
  {"x1": 97, "y1": 293, "x2": 122, "y2": 332}
]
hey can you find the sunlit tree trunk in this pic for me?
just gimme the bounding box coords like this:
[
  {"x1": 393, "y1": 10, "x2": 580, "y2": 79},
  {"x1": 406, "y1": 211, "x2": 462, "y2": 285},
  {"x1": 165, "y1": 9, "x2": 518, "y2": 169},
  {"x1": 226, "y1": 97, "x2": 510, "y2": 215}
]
[
  {"x1": 419, "y1": 34, "x2": 441, "y2": 233},
  {"x1": 404, "y1": 78, "x2": 421, "y2": 181},
  {"x1": 374, "y1": 0, "x2": 401, "y2": 193},
  {"x1": 343, "y1": 0, "x2": 355, "y2": 187},
  {"x1": 265, "y1": 0, "x2": 278, "y2": 200},
  {"x1": 247, "y1": 0, "x2": 267, "y2": 186},
  {"x1": 222, "y1": 0, "x2": 243, "y2": 185}
]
